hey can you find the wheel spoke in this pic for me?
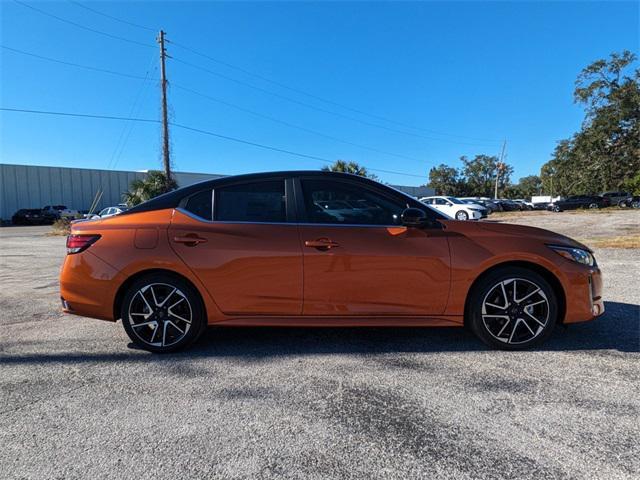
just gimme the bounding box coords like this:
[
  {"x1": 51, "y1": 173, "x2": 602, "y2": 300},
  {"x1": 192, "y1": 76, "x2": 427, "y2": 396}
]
[
  {"x1": 497, "y1": 318, "x2": 511, "y2": 337},
  {"x1": 525, "y1": 310, "x2": 546, "y2": 327},
  {"x1": 508, "y1": 319, "x2": 520, "y2": 343},
  {"x1": 162, "y1": 321, "x2": 168, "y2": 346},
  {"x1": 149, "y1": 324, "x2": 158, "y2": 344},
  {"x1": 520, "y1": 318, "x2": 536, "y2": 336},
  {"x1": 149, "y1": 285, "x2": 160, "y2": 307},
  {"x1": 485, "y1": 302, "x2": 507, "y2": 310},
  {"x1": 168, "y1": 310, "x2": 191, "y2": 324},
  {"x1": 132, "y1": 320, "x2": 157, "y2": 328},
  {"x1": 517, "y1": 288, "x2": 541, "y2": 304},
  {"x1": 158, "y1": 288, "x2": 177, "y2": 307},
  {"x1": 512, "y1": 279, "x2": 517, "y2": 302},
  {"x1": 500, "y1": 282, "x2": 509, "y2": 307},
  {"x1": 137, "y1": 290, "x2": 154, "y2": 314},
  {"x1": 167, "y1": 320, "x2": 185, "y2": 335},
  {"x1": 168, "y1": 297, "x2": 185, "y2": 310}
]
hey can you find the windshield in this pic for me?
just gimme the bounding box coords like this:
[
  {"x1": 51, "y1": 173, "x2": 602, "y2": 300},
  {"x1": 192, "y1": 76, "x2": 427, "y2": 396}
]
[{"x1": 444, "y1": 197, "x2": 465, "y2": 204}]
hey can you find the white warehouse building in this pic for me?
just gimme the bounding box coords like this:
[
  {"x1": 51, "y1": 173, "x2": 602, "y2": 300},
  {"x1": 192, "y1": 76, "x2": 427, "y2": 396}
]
[{"x1": 0, "y1": 163, "x2": 432, "y2": 222}]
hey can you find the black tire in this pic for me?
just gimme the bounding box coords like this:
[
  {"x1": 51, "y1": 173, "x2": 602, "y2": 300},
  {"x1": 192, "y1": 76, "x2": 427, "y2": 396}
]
[
  {"x1": 552, "y1": 205, "x2": 561, "y2": 212},
  {"x1": 455, "y1": 210, "x2": 469, "y2": 221},
  {"x1": 588, "y1": 202, "x2": 599, "y2": 209},
  {"x1": 467, "y1": 267, "x2": 558, "y2": 350},
  {"x1": 618, "y1": 200, "x2": 628, "y2": 208},
  {"x1": 120, "y1": 273, "x2": 207, "y2": 353}
]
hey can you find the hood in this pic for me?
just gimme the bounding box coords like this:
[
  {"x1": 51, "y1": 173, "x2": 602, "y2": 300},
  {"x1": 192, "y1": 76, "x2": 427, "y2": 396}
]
[{"x1": 443, "y1": 220, "x2": 591, "y2": 251}]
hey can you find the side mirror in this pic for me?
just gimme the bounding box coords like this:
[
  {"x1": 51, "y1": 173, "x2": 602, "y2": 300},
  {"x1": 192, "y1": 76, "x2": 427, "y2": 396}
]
[{"x1": 401, "y1": 207, "x2": 428, "y2": 227}]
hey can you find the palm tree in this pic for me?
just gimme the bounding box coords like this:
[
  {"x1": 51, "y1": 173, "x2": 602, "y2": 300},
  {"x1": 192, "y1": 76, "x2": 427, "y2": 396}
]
[
  {"x1": 122, "y1": 171, "x2": 177, "y2": 206},
  {"x1": 321, "y1": 160, "x2": 378, "y2": 180}
]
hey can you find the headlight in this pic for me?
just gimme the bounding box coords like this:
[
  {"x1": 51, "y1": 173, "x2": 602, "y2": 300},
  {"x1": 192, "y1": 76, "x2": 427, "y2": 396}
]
[{"x1": 548, "y1": 245, "x2": 595, "y2": 266}]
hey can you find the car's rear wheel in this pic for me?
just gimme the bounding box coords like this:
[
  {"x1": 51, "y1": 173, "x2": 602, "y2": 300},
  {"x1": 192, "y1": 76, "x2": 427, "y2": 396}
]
[
  {"x1": 588, "y1": 202, "x2": 599, "y2": 209},
  {"x1": 455, "y1": 210, "x2": 469, "y2": 221},
  {"x1": 552, "y1": 205, "x2": 561, "y2": 212},
  {"x1": 120, "y1": 273, "x2": 206, "y2": 353},
  {"x1": 468, "y1": 267, "x2": 558, "y2": 350}
]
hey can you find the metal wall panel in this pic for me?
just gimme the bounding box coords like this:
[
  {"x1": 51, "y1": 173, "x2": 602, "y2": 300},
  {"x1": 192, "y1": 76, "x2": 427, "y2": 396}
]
[{"x1": 1, "y1": 164, "x2": 431, "y2": 221}]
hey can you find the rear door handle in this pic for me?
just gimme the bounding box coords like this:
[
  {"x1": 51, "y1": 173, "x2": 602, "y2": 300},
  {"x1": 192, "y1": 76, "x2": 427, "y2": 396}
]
[
  {"x1": 304, "y1": 238, "x2": 339, "y2": 250},
  {"x1": 173, "y1": 235, "x2": 207, "y2": 246}
]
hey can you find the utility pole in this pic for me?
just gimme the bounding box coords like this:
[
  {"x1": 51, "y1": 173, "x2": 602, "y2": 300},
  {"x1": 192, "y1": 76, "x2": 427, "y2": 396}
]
[
  {"x1": 494, "y1": 139, "x2": 507, "y2": 199},
  {"x1": 157, "y1": 30, "x2": 171, "y2": 190}
]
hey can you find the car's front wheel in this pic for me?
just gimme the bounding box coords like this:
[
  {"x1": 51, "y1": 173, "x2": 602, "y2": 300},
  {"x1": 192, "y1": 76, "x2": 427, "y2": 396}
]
[
  {"x1": 120, "y1": 273, "x2": 206, "y2": 353},
  {"x1": 455, "y1": 210, "x2": 469, "y2": 221},
  {"x1": 468, "y1": 267, "x2": 558, "y2": 350},
  {"x1": 588, "y1": 202, "x2": 599, "y2": 209}
]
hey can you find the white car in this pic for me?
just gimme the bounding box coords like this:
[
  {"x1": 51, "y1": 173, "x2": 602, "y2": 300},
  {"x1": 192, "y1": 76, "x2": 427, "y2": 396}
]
[
  {"x1": 92, "y1": 205, "x2": 129, "y2": 219},
  {"x1": 419, "y1": 196, "x2": 485, "y2": 221}
]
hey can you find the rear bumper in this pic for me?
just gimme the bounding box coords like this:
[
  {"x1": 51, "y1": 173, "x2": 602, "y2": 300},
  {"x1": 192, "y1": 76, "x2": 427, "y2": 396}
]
[{"x1": 59, "y1": 251, "x2": 125, "y2": 321}]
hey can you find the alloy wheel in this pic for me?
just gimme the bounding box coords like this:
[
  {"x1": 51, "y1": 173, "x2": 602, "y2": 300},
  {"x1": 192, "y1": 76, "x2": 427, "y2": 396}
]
[
  {"x1": 127, "y1": 283, "x2": 192, "y2": 348},
  {"x1": 589, "y1": 203, "x2": 598, "y2": 209},
  {"x1": 481, "y1": 278, "x2": 549, "y2": 345},
  {"x1": 456, "y1": 211, "x2": 469, "y2": 221}
]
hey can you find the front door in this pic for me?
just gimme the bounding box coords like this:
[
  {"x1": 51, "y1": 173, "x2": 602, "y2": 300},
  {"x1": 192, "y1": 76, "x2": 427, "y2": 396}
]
[
  {"x1": 169, "y1": 179, "x2": 302, "y2": 315},
  {"x1": 296, "y1": 178, "x2": 451, "y2": 316}
]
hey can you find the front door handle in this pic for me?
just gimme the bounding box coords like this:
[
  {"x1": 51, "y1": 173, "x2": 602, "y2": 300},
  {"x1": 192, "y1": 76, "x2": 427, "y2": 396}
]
[
  {"x1": 304, "y1": 238, "x2": 339, "y2": 251},
  {"x1": 174, "y1": 235, "x2": 207, "y2": 247}
]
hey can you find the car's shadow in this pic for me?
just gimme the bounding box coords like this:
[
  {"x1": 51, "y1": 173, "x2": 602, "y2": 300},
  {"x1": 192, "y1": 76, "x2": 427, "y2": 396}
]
[{"x1": 0, "y1": 301, "x2": 637, "y2": 366}]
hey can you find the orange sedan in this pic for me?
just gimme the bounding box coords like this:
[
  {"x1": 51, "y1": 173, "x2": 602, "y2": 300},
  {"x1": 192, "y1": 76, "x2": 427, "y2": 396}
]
[{"x1": 60, "y1": 171, "x2": 604, "y2": 352}]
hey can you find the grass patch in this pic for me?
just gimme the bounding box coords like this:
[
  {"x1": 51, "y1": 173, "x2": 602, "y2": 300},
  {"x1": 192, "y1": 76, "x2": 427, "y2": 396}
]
[
  {"x1": 47, "y1": 218, "x2": 71, "y2": 236},
  {"x1": 585, "y1": 235, "x2": 640, "y2": 249}
]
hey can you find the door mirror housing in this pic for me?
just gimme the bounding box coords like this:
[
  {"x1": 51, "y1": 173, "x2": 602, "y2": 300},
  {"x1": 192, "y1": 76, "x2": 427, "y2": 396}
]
[{"x1": 401, "y1": 208, "x2": 428, "y2": 227}]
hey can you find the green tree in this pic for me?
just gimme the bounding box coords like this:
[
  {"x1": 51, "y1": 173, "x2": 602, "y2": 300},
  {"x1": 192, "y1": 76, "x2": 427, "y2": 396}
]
[
  {"x1": 427, "y1": 164, "x2": 463, "y2": 195},
  {"x1": 541, "y1": 50, "x2": 639, "y2": 195},
  {"x1": 513, "y1": 175, "x2": 542, "y2": 198},
  {"x1": 123, "y1": 171, "x2": 177, "y2": 206},
  {"x1": 321, "y1": 160, "x2": 378, "y2": 180},
  {"x1": 462, "y1": 154, "x2": 513, "y2": 197}
]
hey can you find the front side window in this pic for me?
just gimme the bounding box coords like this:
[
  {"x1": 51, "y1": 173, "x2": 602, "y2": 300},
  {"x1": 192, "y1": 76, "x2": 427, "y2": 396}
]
[
  {"x1": 301, "y1": 179, "x2": 406, "y2": 225},
  {"x1": 215, "y1": 180, "x2": 286, "y2": 223}
]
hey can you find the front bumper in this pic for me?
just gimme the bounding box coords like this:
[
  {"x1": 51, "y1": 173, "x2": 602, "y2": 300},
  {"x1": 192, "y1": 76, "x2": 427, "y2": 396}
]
[{"x1": 563, "y1": 266, "x2": 604, "y2": 323}]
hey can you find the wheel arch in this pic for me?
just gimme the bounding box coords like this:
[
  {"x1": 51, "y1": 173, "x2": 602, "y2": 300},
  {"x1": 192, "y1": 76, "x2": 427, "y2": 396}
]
[
  {"x1": 463, "y1": 260, "x2": 566, "y2": 326},
  {"x1": 113, "y1": 268, "x2": 207, "y2": 321}
]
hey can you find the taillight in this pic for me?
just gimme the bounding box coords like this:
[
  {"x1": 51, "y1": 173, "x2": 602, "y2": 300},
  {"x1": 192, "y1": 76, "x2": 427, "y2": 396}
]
[{"x1": 66, "y1": 234, "x2": 101, "y2": 254}]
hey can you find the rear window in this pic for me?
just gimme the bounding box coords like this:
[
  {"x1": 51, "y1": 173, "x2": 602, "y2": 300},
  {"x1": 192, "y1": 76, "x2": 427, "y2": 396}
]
[
  {"x1": 184, "y1": 190, "x2": 213, "y2": 220},
  {"x1": 215, "y1": 181, "x2": 286, "y2": 223}
]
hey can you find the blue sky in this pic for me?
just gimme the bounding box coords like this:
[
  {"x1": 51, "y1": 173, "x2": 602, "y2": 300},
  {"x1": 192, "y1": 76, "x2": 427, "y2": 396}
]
[{"x1": 1, "y1": 1, "x2": 638, "y2": 186}]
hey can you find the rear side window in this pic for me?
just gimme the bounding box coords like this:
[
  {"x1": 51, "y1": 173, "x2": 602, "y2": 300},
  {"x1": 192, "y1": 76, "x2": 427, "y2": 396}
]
[
  {"x1": 215, "y1": 181, "x2": 286, "y2": 223},
  {"x1": 184, "y1": 190, "x2": 213, "y2": 220}
]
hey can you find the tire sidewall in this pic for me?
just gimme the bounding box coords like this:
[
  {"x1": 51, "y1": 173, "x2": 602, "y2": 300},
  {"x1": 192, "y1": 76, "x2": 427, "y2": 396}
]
[
  {"x1": 468, "y1": 267, "x2": 558, "y2": 350},
  {"x1": 120, "y1": 273, "x2": 206, "y2": 353}
]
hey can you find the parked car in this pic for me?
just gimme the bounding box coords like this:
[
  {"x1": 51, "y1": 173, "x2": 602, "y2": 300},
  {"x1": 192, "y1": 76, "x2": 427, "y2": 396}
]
[
  {"x1": 618, "y1": 195, "x2": 640, "y2": 208},
  {"x1": 42, "y1": 205, "x2": 81, "y2": 219},
  {"x1": 60, "y1": 171, "x2": 604, "y2": 353},
  {"x1": 494, "y1": 199, "x2": 521, "y2": 211},
  {"x1": 419, "y1": 196, "x2": 487, "y2": 220},
  {"x1": 512, "y1": 199, "x2": 534, "y2": 211},
  {"x1": 11, "y1": 208, "x2": 55, "y2": 225},
  {"x1": 93, "y1": 205, "x2": 129, "y2": 219},
  {"x1": 459, "y1": 197, "x2": 500, "y2": 214},
  {"x1": 601, "y1": 191, "x2": 630, "y2": 206},
  {"x1": 548, "y1": 195, "x2": 610, "y2": 212}
]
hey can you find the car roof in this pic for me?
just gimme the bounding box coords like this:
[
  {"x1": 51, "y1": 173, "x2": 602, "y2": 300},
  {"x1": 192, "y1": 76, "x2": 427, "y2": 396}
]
[{"x1": 125, "y1": 170, "x2": 399, "y2": 215}]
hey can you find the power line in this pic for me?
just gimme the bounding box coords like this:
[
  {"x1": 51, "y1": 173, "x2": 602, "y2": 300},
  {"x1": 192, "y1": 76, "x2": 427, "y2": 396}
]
[
  {"x1": 172, "y1": 83, "x2": 425, "y2": 163},
  {"x1": 1, "y1": 44, "x2": 152, "y2": 80},
  {"x1": 67, "y1": 0, "x2": 155, "y2": 32},
  {"x1": 12, "y1": 0, "x2": 154, "y2": 49},
  {"x1": 3, "y1": 43, "x2": 426, "y2": 164},
  {"x1": 172, "y1": 56, "x2": 494, "y2": 147},
  {"x1": 0, "y1": 107, "x2": 426, "y2": 179},
  {"x1": 169, "y1": 40, "x2": 498, "y2": 143}
]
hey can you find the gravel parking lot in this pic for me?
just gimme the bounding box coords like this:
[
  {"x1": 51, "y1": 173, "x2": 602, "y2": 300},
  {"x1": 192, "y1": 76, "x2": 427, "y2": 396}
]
[{"x1": 1, "y1": 211, "x2": 638, "y2": 480}]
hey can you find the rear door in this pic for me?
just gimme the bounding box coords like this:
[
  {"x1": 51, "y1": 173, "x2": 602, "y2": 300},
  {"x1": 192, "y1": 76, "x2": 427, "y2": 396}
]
[
  {"x1": 296, "y1": 177, "x2": 450, "y2": 316},
  {"x1": 169, "y1": 177, "x2": 303, "y2": 315}
]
